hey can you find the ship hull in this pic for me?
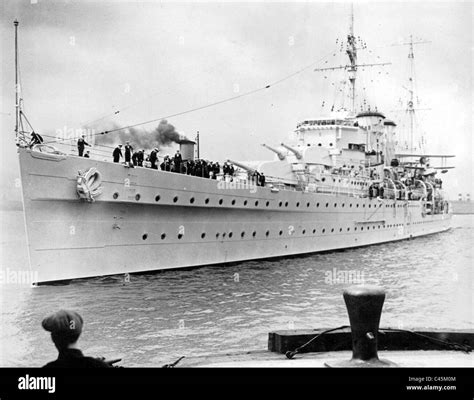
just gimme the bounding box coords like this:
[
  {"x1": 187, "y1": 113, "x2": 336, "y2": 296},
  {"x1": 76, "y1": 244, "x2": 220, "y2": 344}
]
[{"x1": 18, "y1": 148, "x2": 452, "y2": 284}]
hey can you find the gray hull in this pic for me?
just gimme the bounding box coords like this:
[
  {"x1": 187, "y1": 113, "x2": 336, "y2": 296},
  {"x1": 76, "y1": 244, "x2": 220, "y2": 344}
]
[{"x1": 18, "y1": 148, "x2": 452, "y2": 284}]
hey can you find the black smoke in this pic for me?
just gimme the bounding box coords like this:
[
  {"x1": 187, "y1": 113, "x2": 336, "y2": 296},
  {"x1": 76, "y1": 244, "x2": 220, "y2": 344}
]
[{"x1": 94, "y1": 119, "x2": 185, "y2": 150}]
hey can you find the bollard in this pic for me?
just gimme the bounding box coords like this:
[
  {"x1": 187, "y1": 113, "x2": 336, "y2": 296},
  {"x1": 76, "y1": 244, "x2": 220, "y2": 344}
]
[{"x1": 325, "y1": 285, "x2": 396, "y2": 367}]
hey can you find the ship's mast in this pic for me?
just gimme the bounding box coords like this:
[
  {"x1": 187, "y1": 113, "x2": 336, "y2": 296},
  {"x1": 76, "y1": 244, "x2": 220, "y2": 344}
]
[
  {"x1": 314, "y1": 5, "x2": 390, "y2": 115},
  {"x1": 395, "y1": 36, "x2": 430, "y2": 152},
  {"x1": 407, "y1": 35, "x2": 415, "y2": 151},
  {"x1": 14, "y1": 20, "x2": 19, "y2": 138},
  {"x1": 347, "y1": 4, "x2": 357, "y2": 113}
]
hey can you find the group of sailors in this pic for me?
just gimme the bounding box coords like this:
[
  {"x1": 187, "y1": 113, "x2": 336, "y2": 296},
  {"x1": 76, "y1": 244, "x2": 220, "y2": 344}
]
[{"x1": 110, "y1": 143, "x2": 237, "y2": 180}]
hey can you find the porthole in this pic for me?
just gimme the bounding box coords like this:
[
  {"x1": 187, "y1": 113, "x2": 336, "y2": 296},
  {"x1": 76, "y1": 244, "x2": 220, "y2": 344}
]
[
  {"x1": 349, "y1": 204, "x2": 352, "y2": 207},
  {"x1": 331, "y1": 228, "x2": 334, "y2": 233},
  {"x1": 368, "y1": 204, "x2": 371, "y2": 208},
  {"x1": 296, "y1": 202, "x2": 300, "y2": 207},
  {"x1": 252, "y1": 231, "x2": 257, "y2": 237},
  {"x1": 113, "y1": 192, "x2": 119, "y2": 199},
  {"x1": 312, "y1": 229, "x2": 316, "y2": 234},
  {"x1": 302, "y1": 229, "x2": 306, "y2": 235},
  {"x1": 361, "y1": 227, "x2": 364, "y2": 231},
  {"x1": 307, "y1": 202, "x2": 310, "y2": 207},
  {"x1": 173, "y1": 196, "x2": 178, "y2": 203},
  {"x1": 243, "y1": 200, "x2": 248, "y2": 206},
  {"x1": 223, "y1": 232, "x2": 226, "y2": 238},
  {"x1": 342, "y1": 203, "x2": 345, "y2": 207},
  {"x1": 334, "y1": 203, "x2": 337, "y2": 207},
  {"x1": 142, "y1": 233, "x2": 148, "y2": 240},
  {"x1": 285, "y1": 202, "x2": 288, "y2": 207},
  {"x1": 265, "y1": 230, "x2": 270, "y2": 237},
  {"x1": 231, "y1": 199, "x2": 236, "y2": 205},
  {"x1": 356, "y1": 204, "x2": 359, "y2": 208},
  {"x1": 279, "y1": 230, "x2": 283, "y2": 236},
  {"x1": 177, "y1": 233, "x2": 183, "y2": 239},
  {"x1": 339, "y1": 228, "x2": 342, "y2": 232},
  {"x1": 135, "y1": 194, "x2": 141, "y2": 201},
  {"x1": 155, "y1": 195, "x2": 160, "y2": 202},
  {"x1": 229, "y1": 232, "x2": 233, "y2": 238},
  {"x1": 363, "y1": 204, "x2": 365, "y2": 208},
  {"x1": 326, "y1": 203, "x2": 329, "y2": 207},
  {"x1": 241, "y1": 232, "x2": 245, "y2": 238},
  {"x1": 219, "y1": 199, "x2": 223, "y2": 205},
  {"x1": 279, "y1": 201, "x2": 283, "y2": 207},
  {"x1": 216, "y1": 233, "x2": 220, "y2": 239},
  {"x1": 355, "y1": 227, "x2": 358, "y2": 231},
  {"x1": 205, "y1": 198, "x2": 210, "y2": 204},
  {"x1": 190, "y1": 197, "x2": 195, "y2": 204},
  {"x1": 201, "y1": 233, "x2": 206, "y2": 239},
  {"x1": 322, "y1": 177, "x2": 326, "y2": 182},
  {"x1": 255, "y1": 201, "x2": 259, "y2": 206},
  {"x1": 316, "y1": 203, "x2": 320, "y2": 207},
  {"x1": 322, "y1": 229, "x2": 326, "y2": 233},
  {"x1": 347, "y1": 227, "x2": 350, "y2": 232},
  {"x1": 161, "y1": 233, "x2": 166, "y2": 240},
  {"x1": 266, "y1": 201, "x2": 270, "y2": 207}
]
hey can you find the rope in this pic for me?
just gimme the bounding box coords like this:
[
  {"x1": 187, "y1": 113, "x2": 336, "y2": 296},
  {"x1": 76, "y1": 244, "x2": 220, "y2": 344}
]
[
  {"x1": 285, "y1": 325, "x2": 350, "y2": 359},
  {"x1": 379, "y1": 328, "x2": 472, "y2": 353}
]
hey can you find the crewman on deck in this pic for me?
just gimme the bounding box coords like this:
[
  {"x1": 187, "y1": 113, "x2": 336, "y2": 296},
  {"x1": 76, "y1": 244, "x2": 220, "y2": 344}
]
[
  {"x1": 132, "y1": 150, "x2": 139, "y2": 166},
  {"x1": 29, "y1": 131, "x2": 44, "y2": 147},
  {"x1": 124, "y1": 141, "x2": 133, "y2": 166},
  {"x1": 174, "y1": 150, "x2": 183, "y2": 173},
  {"x1": 77, "y1": 135, "x2": 91, "y2": 157},
  {"x1": 259, "y1": 172, "x2": 266, "y2": 187},
  {"x1": 41, "y1": 310, "x2": 111, "y2": 368},
  {"x1": 149, "y1": 148, "x2": 159, "y2": 169},
  {"x1": 137, "y1": 150, "x2": 144, "y2": 167},
  {"x1": 113, "y1": 144, "x2": 123, "y2": 163}
]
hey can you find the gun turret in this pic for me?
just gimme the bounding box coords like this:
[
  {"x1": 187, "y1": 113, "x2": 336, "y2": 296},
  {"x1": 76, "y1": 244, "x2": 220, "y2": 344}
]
[
  {"x1": 227, "y1": 159, "x2": 256, "y2": 173},
  {"x1": 280, "y1": 143, "x2": 302, "y2": 159},
  {"x1": 261, "y1": 144, "x2": 286, "y2": 161}
]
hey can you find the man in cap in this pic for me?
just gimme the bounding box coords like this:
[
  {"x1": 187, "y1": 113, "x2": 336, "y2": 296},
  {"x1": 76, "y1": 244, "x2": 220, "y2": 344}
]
[
  {"x1": 113, "y1": 144, "x2": 123, "y2": 163},
  {"x1": 29, "y1": 131, "x2": 44, "y2": 148},
  {"x1": 149, "y1": 148, "x2": 159, "y2": 169},
  {"x1": 124, "y1": 141, "x2": 133, "y2": 166},
  {"x1": 42, "y1": 310, "x2": 111, "y2": 368},
  {"x1": 77, "y1": 135, "x2": 91, "y2": 157},
  {"x1": 174, "y1": 150, "x2": 182, "y2": 173}
]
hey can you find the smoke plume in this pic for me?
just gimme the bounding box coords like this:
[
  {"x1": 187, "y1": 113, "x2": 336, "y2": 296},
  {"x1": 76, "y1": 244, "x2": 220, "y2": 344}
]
[{"x1": 94, "y1": 119, "x2": 185, "y2": 150}]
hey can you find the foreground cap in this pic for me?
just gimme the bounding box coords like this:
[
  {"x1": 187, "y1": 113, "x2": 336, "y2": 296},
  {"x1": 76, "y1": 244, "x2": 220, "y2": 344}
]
[{"x1": 42, "y1": 310, "x2": 83, "y2": 335}]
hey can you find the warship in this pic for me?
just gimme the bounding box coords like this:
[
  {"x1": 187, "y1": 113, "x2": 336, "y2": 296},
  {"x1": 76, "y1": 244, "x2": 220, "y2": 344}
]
[{"x1": 13, "y1": 11, "x2": 454, "y2": 285}]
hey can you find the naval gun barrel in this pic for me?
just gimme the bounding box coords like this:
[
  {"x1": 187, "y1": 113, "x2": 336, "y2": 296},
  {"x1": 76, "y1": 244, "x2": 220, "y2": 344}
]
[
  {"x1": 280, "y1": 143, "x2": 302, "y2": 159},
  {"x1": 227, "y1": 159, "x2": 256, "y2": 173},
  {"x1": 261, "y1": 144, "x2": 286, "y2": 161}
]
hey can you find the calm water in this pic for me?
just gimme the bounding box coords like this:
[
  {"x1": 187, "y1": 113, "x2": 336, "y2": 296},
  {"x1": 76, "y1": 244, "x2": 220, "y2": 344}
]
[{"x1": 0, "y1": 211, "x2": 472, "y2": 367}]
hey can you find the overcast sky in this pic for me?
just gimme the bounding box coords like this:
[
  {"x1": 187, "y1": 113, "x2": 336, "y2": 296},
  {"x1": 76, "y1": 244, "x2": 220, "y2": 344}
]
[{"x1": 1, "y1": 0, "x2": 472, "y2": 198}]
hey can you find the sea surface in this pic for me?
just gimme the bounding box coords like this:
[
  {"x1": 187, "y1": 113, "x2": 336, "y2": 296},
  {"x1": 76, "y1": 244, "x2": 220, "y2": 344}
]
[{"x1": 0, "y1": 210, "x2": 472, "y2": 367}]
